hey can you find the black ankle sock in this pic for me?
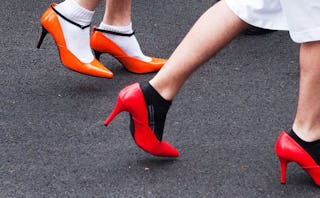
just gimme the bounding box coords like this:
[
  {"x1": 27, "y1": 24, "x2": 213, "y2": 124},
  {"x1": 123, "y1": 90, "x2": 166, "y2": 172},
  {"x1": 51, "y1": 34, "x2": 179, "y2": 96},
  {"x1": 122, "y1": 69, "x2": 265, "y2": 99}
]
[
  {"x1": 140, "y1": 82, "x2": 172, "y2": 141},
  {"x1": 288, "y1": 129, "x2": 320, "y2": 165}
]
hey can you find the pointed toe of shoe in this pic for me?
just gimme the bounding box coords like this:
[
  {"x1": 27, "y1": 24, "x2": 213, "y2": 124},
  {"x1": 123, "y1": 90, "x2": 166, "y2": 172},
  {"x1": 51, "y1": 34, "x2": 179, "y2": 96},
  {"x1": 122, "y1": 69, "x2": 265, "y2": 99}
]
[
  {"x1": 84, "y1": 59, "x2": 114, "y2": 78},
  {"x1": 150, "y1": 57, "x2": 167, "y2": 65},
  {"x1": 64, "y1": 57, "x2": 113, "y2": 78},
  {"x1": 139, "y1": 141, "x2": 179, "y2": 158},
  {"x1": 157, "y1": 140, "x2": 180, "y2": 157},
  {"x1": 59, "y1": 47, "x2": 114, "y2": 78},
  {"x1": 120, "y1": 56, "x2": 167, "y2": 74},
  {"x1": 134, "y1": 129, "x2": 179, "y2": 158}
]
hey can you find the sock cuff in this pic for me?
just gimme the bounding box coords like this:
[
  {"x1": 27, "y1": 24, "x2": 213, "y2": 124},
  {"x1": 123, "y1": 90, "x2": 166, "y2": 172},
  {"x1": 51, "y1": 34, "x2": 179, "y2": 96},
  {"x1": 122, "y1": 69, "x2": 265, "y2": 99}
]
[
  {"x1": 141, "y1": 82, "x2": 172, "y2": 107},
  {"x1": 99, "y1": 22, "x2": 133, "y2": 34},
  {"x1": 289, "y1": 129, "x2": 320, "y2": 165},
  {"x1": 56, "y1": 0, "x2": 94, "y2": 25},
  {"x1": 289, "y1": 129, "x2": 320, "y2": 146}
]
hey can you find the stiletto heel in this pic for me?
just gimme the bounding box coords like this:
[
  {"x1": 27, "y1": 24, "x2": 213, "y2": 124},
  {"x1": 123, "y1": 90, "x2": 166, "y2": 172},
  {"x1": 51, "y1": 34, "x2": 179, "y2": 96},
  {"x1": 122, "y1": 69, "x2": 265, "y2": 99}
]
[
  {"x1": 38, "y1": 3, "x2": 113, "y2": 78},
  {"x1": 275, "y1": 130, "x2": 320, "y2": 186},
  {"x1": 37, "y1": 26, "x2": 48, "y2": 49},
  {"x1": 278, "y1": 157, "x2": 288, "y2": 184},
  {"x1": 104, "y1": 97, "x2": 124, "y2": 126},
  {"x1": 105, "y1": 83, "x2": 179, "y2": 157},
  {"x1": 90, "y1": 27, "x2": 167, "y2": 74}
]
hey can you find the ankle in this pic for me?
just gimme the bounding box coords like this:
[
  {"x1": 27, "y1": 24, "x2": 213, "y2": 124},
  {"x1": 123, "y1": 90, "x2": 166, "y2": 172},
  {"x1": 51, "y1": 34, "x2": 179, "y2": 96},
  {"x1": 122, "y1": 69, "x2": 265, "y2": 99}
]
[
  {"x1": 73, "y1": 0, "x2": 98, "y2": 11},
  {"x1": 292, "y1": 123, "x2": 320, "y2": 142},
  {"x1": 99, "y1": 22, "x2": 133, "y2": 34},
  {"x1": 56, "y1": 0, "x2": 94, "y2": 25},
  {"x1": 149, "y1": 80, "x2": 178, "y2": 101},
  {"x1": 102, "y1": 17, "x2": 131, "y2": 27}
]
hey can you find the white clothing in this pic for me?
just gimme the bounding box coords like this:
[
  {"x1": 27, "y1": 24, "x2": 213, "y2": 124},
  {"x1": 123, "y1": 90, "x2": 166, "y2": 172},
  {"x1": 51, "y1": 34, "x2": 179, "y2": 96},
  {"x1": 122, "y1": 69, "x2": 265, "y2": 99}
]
[{"x1": 225, "y1": 0, "x2": 320, "y2": 43}]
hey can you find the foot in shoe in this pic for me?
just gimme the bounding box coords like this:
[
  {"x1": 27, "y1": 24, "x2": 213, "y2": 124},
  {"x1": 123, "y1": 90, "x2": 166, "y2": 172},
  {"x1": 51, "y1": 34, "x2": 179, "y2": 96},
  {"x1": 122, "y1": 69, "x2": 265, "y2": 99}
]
[
  {"x1": 275, "y1": 129, "x2": 320, "y2": 186},
  {"x1": 98, "y1": 22, "x2": 152, "y2": 62},
  {"x1": 55, "y1": 0, "x2": 95, "y2": 63},
  {"x1": 105, "y1": 82, "x2": 179, "y2": 157},
  {"x1": 38, "y1": 1, "x2": 113, "y2": 78},
  {"x1": 90, "y1": 23, "x2": 166, "y2": 74}
]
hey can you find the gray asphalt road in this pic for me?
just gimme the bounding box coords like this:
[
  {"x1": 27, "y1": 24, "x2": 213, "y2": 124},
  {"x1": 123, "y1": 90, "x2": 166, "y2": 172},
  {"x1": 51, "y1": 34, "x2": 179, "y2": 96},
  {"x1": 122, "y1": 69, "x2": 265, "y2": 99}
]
[{"x1": 1, "y1": 0, "x2": 319, "y2": 197}]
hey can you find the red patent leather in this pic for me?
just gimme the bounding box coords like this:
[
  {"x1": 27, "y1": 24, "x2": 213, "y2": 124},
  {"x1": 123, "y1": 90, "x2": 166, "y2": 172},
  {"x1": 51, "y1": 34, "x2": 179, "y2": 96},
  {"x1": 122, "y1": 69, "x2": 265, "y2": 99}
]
[
  {"x1": 275, "y1": 131, "x2": 320, "y2": 185},
  {"x1": 105, "y1": 83, "x2": 179, "y2": 157}
]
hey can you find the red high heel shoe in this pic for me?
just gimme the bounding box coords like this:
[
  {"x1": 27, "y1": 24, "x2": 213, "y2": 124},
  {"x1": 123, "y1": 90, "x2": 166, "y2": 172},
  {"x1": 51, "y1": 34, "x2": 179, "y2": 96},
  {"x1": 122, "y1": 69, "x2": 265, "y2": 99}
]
[
  {"x1": 90, "y1": 27, "x2": 166, "y2": 74},
  {"x1": 37, "y1": 3, "x2": 113, "y2": 78},
  {"x1": 105, "y1": 83, "x2": 179, "y2": 157},
  {"x1": 275, "y1": 131, "x2": 320, "y2": 185}
]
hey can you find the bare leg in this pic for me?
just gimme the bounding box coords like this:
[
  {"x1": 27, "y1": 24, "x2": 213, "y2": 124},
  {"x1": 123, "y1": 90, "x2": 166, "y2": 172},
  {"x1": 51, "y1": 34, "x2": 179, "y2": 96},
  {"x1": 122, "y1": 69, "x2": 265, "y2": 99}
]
[
  {"x1": 74, "y1": 0, "x2": 101, "y2": 11},
  {"x1": 293, "y1": 41, "x2": 320, "y2": 142},
  {"x1": 103, "y1": 0, "x2": 131, "y2": 26},
  {"x1": 104, "y1": 0, "x2": 248, "y2": 157},
  {"x1": 149, "y1": 0, "x2": 248, "y2": 100}
]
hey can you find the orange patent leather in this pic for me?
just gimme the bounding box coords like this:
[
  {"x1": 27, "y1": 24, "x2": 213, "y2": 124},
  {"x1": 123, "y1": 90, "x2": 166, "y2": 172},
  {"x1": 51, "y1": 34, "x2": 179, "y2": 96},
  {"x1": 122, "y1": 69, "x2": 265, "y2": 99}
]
[
  {"x1": 90, "y1": 27, "x2": 166, "y2": 74},
  {"x1": 275, "y1": 131, "x2": 320, "y2": 186},
  {"x1": 105, "y1": 83, "x2": 179, "y2": 157},
  {"x1": 38, "y1": 3, "x2": 113, "y2": 78}
]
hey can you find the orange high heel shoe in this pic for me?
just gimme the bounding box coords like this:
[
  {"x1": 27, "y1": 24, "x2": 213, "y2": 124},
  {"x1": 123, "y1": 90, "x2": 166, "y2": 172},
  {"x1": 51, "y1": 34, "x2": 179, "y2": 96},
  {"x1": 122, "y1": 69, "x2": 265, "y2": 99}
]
[
  {"x1": 90, "y1": 27, "x2": 166, "y2": 74},
  {"x1": 275, "y1": 130, "x2": 320, "y2": 186},
  {"x1": 37, "y1": 3, "x2": 113, "y2": 78},
  {"x1": 105, "y1": 83, "x2": 179, "y2": 157}
]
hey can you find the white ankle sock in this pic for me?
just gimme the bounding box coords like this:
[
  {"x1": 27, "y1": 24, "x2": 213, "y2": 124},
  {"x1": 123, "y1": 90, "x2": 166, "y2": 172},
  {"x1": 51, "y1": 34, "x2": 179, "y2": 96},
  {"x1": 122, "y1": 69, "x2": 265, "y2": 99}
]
[
  {"x1": 55, "y1": 0, "x2": 94, "y2": 63},
  {"x1": 99, "y1": 22, "x2": 152, "y2": 62}
]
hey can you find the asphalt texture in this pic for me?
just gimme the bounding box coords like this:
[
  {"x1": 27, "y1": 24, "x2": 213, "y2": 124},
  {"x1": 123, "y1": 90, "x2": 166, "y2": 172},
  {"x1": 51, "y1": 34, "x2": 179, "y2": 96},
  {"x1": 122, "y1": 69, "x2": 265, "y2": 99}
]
[{"x1": 1, "y1": 0, "x2": 320, "y2": 197}]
